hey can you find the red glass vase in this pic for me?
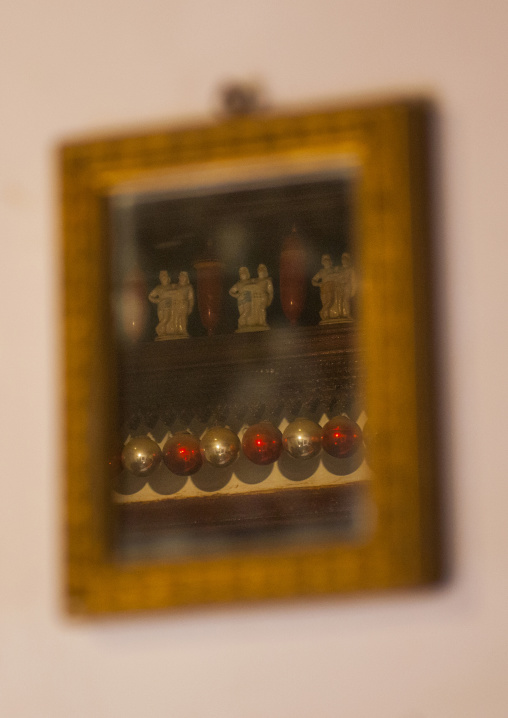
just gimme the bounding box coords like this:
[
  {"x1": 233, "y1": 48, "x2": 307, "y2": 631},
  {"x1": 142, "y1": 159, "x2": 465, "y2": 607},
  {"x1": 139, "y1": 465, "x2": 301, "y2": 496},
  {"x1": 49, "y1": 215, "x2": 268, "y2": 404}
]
[
  {"x1": 279, "y1": 226, "x2": 307, "y2": 325},
  {"x1": 118, "y1": 265, "x2": 148, "y2": 342},
  {"x1": 194, "y1": 259, "x2": 223, "y2": 335}
]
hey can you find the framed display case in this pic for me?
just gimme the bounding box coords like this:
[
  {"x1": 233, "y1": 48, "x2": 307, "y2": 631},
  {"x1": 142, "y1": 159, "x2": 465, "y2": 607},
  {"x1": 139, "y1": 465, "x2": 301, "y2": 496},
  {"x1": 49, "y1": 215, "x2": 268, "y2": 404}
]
[{"x1": 61, "y1": 99, "x2": 441, "y2": 614}]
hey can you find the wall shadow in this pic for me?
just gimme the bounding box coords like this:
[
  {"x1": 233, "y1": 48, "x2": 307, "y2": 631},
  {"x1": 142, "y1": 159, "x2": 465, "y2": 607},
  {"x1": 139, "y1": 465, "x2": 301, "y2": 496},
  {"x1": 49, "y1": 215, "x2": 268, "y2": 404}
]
[
  {"x1": 277, "y1": 452, "x2": 321, "y2": 482},
  {"x1": 321, "y1": 446, "x2": 364, "y2": 476},
  {"x1": 234, "y1": 453, "x2": 273, "y2": 485},
  {"x1": 191, "y1": 463, "x2": 233, "y2": 492},
  {"x1": 148, "y1": 463, "x2": 188, "y2": 495}
]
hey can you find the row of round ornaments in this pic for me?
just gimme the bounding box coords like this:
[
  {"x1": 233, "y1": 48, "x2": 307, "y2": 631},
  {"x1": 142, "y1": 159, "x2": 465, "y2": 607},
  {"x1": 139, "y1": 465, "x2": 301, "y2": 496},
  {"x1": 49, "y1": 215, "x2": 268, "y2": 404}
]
[{"x1": 121, "y1": 415, "x2": 364, "y2": 478}]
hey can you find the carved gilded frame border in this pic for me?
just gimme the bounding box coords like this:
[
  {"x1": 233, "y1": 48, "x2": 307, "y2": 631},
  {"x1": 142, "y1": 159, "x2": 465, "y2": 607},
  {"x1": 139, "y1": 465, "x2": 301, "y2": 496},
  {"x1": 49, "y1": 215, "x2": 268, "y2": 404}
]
[{"x1": 62, "y1": 100, "x2": 441, "y2": 614}]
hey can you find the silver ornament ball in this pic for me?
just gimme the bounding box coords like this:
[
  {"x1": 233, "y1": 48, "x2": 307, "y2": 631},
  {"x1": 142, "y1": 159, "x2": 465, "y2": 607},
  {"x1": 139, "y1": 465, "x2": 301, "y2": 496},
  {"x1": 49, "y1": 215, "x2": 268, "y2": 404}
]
[
  {"x1": 282, "y1": 418, "x2": 323, "y2": 459},
  {"x1": 121, "y1": 436, "x2": 162, "y2": 476},
  {"x1": 201, "y1": 426, "x2": 240, "y2": 467}
]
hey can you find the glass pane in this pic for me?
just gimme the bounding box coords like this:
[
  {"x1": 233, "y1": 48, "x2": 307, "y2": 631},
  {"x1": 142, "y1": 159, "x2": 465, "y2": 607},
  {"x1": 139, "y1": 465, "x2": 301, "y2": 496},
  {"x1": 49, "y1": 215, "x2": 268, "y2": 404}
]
[{"x1": 107, "y1": 161, "x2": 374, "y2": 562}]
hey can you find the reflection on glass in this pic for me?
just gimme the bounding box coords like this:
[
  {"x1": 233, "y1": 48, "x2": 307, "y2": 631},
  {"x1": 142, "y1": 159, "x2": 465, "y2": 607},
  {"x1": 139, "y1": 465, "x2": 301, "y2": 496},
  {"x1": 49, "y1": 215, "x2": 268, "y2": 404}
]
[{"x1": 107, "y1": 163, "x2": 374, "y2": 562}]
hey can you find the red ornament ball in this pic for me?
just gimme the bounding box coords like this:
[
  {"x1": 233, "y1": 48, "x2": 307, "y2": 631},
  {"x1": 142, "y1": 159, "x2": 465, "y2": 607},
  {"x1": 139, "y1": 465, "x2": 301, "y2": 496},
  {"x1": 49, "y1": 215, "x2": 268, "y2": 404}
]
[
  {"x1": 322, "y1": 415, "x2": 362, "y2": 459},
  {"x1": 162, "y1": 432, "x2": 203, "y2": 475},
  {"x1": 242, "y1": 422, "x2": 283, "y2": 465}
]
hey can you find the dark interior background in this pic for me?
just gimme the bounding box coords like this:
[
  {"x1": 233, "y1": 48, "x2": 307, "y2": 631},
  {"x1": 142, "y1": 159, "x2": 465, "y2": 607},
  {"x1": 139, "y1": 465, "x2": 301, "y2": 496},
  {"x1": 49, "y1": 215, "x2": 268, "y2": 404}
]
[{"x1": 111, "y1": 171, "x2": 356, "y2": 337}]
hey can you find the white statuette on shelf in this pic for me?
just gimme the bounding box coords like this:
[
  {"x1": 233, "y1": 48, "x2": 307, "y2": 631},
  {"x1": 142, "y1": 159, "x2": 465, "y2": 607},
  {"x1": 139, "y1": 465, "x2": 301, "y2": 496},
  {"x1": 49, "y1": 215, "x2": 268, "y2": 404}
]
[
  {"x1": 311, "y1": 252, "x2": 356, "y2": 323},
  {"x1": 229, "y1": 264, "x2": 273, "y2": 332},
  {"x1": 148, "y1": 270, "x2": 195, "y2": 340}
]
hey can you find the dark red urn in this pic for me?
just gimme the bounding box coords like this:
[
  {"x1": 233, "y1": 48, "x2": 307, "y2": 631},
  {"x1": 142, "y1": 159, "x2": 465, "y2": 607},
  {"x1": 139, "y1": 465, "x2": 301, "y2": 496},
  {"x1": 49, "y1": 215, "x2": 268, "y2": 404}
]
[
  {"x1": 194, "y1": 259, "x2": 224, "y2": 335},
  {"x1": 279, "y1": 225, "x2": 307, "y2": 325}
]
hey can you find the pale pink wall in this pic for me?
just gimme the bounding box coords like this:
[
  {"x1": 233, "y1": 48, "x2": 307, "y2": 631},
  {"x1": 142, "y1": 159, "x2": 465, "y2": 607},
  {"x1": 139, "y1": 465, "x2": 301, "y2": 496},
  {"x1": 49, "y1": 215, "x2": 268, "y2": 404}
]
[{"x1": 1, "y1": 1, "x2": 508, "y2": 716}]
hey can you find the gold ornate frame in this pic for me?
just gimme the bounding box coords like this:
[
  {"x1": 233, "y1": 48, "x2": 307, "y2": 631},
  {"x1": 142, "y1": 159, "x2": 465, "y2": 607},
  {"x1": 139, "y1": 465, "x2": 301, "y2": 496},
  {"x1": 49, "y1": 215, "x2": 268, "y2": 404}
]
[{"x1": 62, "y1": 100, "x2": 441, "y2": 614}]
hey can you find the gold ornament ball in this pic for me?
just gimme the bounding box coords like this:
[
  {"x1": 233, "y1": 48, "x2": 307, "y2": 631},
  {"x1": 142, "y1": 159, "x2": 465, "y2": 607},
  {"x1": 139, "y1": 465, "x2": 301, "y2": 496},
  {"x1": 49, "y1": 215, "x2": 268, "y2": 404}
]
[
  {"x1": 201, "y1": 426, "x2": 240, "y2": 467},
  {"x1": 282, "y1": 418, "x2": 323, "y2": 459},
  {"x1": 121, "y1": 436, "x2": 162, "y2": 476}
]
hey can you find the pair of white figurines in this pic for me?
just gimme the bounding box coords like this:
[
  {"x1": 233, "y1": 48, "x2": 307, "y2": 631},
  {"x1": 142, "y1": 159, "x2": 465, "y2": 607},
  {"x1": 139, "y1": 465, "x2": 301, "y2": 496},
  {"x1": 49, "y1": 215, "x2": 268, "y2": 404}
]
[{"x1": 148, "y1": 253, "x2": 355, "y2": 339}]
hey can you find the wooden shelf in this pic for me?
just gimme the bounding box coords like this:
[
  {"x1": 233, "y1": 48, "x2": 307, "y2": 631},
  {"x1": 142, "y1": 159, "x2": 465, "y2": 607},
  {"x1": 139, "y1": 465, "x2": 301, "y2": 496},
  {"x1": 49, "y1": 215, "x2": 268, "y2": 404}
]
[
  {"x1": 115, "y1": 482, "x2": 366, "y2": 559},
  {"x1": 117, "y1": 323, "x2": 362, "y2": 430}
]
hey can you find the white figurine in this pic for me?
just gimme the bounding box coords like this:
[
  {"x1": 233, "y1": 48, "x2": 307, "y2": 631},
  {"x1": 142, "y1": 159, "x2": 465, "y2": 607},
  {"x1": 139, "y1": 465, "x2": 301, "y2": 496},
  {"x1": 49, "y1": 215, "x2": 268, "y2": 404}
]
[
  {"x1": 334, "y1": 253, "x2": 356, "y2": 320},
  {"x1": 229, "y1": 266, "x2": 252, "y2": 331},
  {"x1": 312, "y1": 252, "x2": 356, "y2": 323},
  {"x1": 250, "y1": 264, "x2": 274, "y2": 328},
  {"x1": 311, "y1": 254, "x2": 336, "y2": 322},
  {"x1": 148, "y1": 270, "x2": 194, "y2": 340},
  {"x1": 148, "y1": 270, "x2": 173, "y2": 338},
  {"x1": 229, "y1": 264, "x2": 273, "y2": 332}
]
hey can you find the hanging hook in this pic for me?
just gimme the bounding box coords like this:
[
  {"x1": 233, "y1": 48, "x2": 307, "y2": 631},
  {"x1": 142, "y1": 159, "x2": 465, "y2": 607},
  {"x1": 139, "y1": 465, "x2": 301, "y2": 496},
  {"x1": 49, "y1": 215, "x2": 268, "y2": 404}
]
[{"x1": 216, "y1": 80, "x2": 268, "y2": 117}]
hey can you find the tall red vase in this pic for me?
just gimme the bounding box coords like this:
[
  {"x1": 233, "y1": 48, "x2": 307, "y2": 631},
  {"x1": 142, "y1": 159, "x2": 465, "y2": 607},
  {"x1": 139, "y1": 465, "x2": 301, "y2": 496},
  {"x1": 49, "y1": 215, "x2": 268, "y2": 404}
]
[
  {"x1": 279, "y1": 226, "x2": 307, "y2": 325},
  {"x1": 194, "y1": 259, "x2": 223, "y2": 335}
]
